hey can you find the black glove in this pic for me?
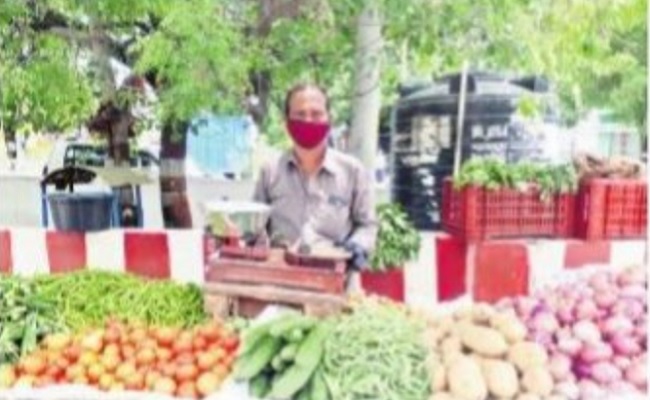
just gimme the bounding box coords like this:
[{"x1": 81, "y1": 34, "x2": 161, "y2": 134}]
[{"x1": 335, "y1": 240, "x2": 368, "y2": 271}]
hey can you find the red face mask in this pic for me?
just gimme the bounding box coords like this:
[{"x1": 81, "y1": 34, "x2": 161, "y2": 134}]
[{"x1": 286, "y1": 119, "x2": 330, "y2": 149}]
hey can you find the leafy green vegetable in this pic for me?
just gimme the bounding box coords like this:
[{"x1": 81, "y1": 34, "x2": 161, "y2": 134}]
[
  {"x1": 454, "y1": 158, "x2": 578, "y2": 201},
  {"x1": 370, "y1": 203, "x2": 420, "y2": 272},
  {"x1": 0, "y1": 277, "x2": 63, "y2": 364}
]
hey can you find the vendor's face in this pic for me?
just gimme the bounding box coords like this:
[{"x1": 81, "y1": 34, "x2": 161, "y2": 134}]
[{"x1": 287, "y1": 88, "x2": 330, "y2": 124}]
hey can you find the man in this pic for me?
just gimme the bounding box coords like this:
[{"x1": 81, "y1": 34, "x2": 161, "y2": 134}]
[{"x1": 253, "y1": 83, "x2": 377, "y2": 271}]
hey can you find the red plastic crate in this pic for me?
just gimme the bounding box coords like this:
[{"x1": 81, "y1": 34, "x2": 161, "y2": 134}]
[
  {"x1": 441, "y1": 178, "x2": 576, "y2": 242},
  {"x1": 575, "y1": 179, "x2": 647, "y2": 240}
]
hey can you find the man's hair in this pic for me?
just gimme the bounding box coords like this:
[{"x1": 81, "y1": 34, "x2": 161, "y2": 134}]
[{"x1": 283, "y1": 82, "x2": 330, "y2": 117}]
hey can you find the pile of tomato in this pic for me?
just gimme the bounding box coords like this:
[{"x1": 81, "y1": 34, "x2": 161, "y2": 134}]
[{"x1": 0, "y1": 319, "x2": 240, "y2": 398}]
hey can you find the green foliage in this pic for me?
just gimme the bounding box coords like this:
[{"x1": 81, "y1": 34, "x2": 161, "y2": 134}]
[{"x1": 370, "y1": 203, "x2": 420, "y2": 271}]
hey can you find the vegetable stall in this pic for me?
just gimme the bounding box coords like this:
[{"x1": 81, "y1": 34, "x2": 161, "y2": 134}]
[{"x1": 0, "y1": 263, "x2": 647, "y2": 399}]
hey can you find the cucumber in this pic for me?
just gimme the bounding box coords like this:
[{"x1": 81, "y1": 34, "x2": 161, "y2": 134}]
[
  {"x1": 310, "y1": 368, "x2": 329, "y2": 400},
  {"x1": 271, "y1": 353, "x2": 285, "y2": 371},
  {"x1": 284, "y1": 327, "x2": 306, "y2": 343},
  {"x1": 234, "y1": 335, "x2": 283, "y2": 380},
  {"x1": 269, "y1": 323, "x2": 333, "y2": 399},
  {"x1": 280, "y1": 343, "x2": 298, "y2": 362},
  {"x1": 269, "y1": 314, "x2": 316, "y2": 338},
  {"x1": 240, "y1": 320, "x2": 276, "y2": 355},
  {"x1": 250, "y1": 373, "x2": 271, "y2": 398}
]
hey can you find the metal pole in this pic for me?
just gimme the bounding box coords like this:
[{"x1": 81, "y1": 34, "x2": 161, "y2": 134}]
[{"x1": 453, "y1": 61, "x2": 470, "y2": 177}]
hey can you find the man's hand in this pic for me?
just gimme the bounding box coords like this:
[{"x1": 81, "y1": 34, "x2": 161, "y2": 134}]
[{"x1": 335, "y1": 240, "x2": 368, "y2": 271}]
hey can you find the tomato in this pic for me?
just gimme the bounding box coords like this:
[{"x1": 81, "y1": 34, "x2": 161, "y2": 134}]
[
  {"x1": 123, "y1": 371, "x2": 145, "y2": 390},
  {"x1": 177, "y1": 380, "x2": 199, "y2": 399},
  {"x1": 87, "y1": 363, "x2": 105, "y2": 383},
  {"x1": 80, "y1": 331, "x2": 104, "y2": 353},
  {"x1": 199, "y1": 323, "x2": 222, "y2": 343},
  {"x1": 196, "y1": 352, "x2": 219, "y2": 371},
  {"x1": 221, "y1": 335, "x2": 239, "y2": 353},
  {"x1": 55, "y1": 357, "x2": 70, "y2": 371},
  {"x1": 173, "y1": 336, "x2": 193, "y2": 355},
  {"x1": 152, "y1": 376, "x2": 177, "y2": 395},
  {"x1": 98, "y1": 374, "x2": 115, "y2": 391},
  {"x1": 45, "y1": 365, "x2": 65, "y2": 381},
  {"x1": 144, "y1": 370, "x2": 163, "y2": 389},
  {"x1": 129, "y1": 327, "x2": 148, "y2": 344},
  {"x1": 175, "y1": 363, "x2": 199, "y2": 382},
  {"x1": 156, "y1": 347, "x2": 173, "y2": 362},
  {"x1": 65, "y1": 364, "x2": 85, "y2": 381},
  {"x1": 121, "y1": 344, "x2": 136, "y2": 361},
  {"x1": 175, "y1": 352, "x2": 196, "y2": 365},
  {"x1": 154, "y1": 327, "x2": 179, "y2": 347},
  {"x1": 207, "y1": 346, "x2": 226, "y2": 362},
  {"x1": 115, "y1": 362, "x2": 137, "y2": 382},
  {"x1": 192, "y1": 336, "x2": 208, "y2": 352},
  {"x1": 63, "y1": 344, "x2": 82, "y2": 362},
  {"x1": 43, "y1": 333, "x2": 72, "y2": 352},
  {"x1": 0, "y1": 365, "x2": 16, "y2": 388},
  {"x1": 108, "y1": 382, "x2": 126, "y2": 392},
  {"x1": 196, "y1": 372, "x2": 221, "y2": 396},
  {"x1": 135, "y1": 348, "x2": 157, "y2": 367},
  {"x1": 34, "y1": 375, "x2": 56, "y2": 388},
  {"x1": 79, "y1": 352, "x2": 99, "y2": 368},
  {"x1": 71, "y1": 374, "x2": 89, "y2": 385},
  {"x1": 103, "y1": 326, "x2": 121, "y2": 344},
  {"x1": 101, "y1": 354, "x2": 121, "y2": 372},
  {"x1": 159, "y1": 363, "x2": 177, "y2": 378},
  {"x1": 212, "y1": 364, "x2": 229, "y2": 380},
  {"x1": 21, "y1": 355, "x2": 46, "y2": 376}
]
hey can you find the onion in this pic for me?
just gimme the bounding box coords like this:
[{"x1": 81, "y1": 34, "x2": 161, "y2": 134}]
[
  {"x1": 531, "y1": 311, "x2": 559, "y2": 333},
  {"x1": 609, "y1": 381, "x2": 637, "y2": 394},
  {"x1": 611, "y1": 299, "x2": 645, "y2": 320},
  {"x1": 573, "y1": 320, "x2": 602, "y2": 344},
  {"x1": 578, "y1": 379, "x2": 605, "y2": 399},
  {"x1": 579, "y1": 342, "x2": 613, "y2": 363},
  {"x1": 590, "y1": 361, "x2": 622, "y2": 384},
  {"x1": 594, "y1": 290, "x2": 618, "y2": 309},
  {"x1": 589, "y1": 272, "x2": 612, "y2": 291},
  {"x1": 612, "y1": 355, "x2": 633, "y2": 371},
  {"x1": 556, "y1": 304, "x2": 575, "y2": 324},
  {"x1": 601, "y1": 316, "x2": 635, "y2": 337},
  {"x1": 610, "y1": 334, "x2": 642, "y2": 356},
  {"x1": 617, "y1": 268, "x2": 647, "y2": 286},
  {"x1": 548, "y1": 353, "x2": 572, "y2": 380},
  {"x1": 515, "y1": 296, "x2": 538, "y2": 318},
  {"x1": 557, "y1": 337, "x2": 583, "y2": 356},
  {"x1": 624, "y1": 362, "x2": 648, "y2": 390},
  {"x1": 575, "y1": 299, "x2": 599, "y2": 320},
  {"x1": 553, "y1": 381, "x2": 580, "y2": 400},
  {"x1": 619, "y1": 284, "x2": 647, "y2": 300}
]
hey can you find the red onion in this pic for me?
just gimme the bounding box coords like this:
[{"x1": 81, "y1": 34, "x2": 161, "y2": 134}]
[
  {"x1": 553, "y1": 381, "x2": 580, "y2": 399},
  {"x1": 589, "y1": 272, "x2": 612, "y2": 291},
  {"x1": 625, "y1": 362, "x2": 648, "y2": 390},
  {"x1": 531, "y1": 311, "x2": 559, "y2": 333},
  {"x1": 579, "y1": 341, "x2": 613, "y2": 363},
  {"x1": 610, "y1": 334, "x2": 642, "y2": 356},
  {"x1": 573, "y1": 320, "x2": 602, "y2": 344},
  {"x1": 557, "y1": 337, "x2": 583, "y2": 356},
  {"x1": 611, "y1": 299, "x2": 645, "y2": 320},
  {"x1": 617, "y1": 268, "x2": 647, "y2": 286},
  {"x1": 590, "y1": 361, "x2": 622, "y2": 384},
  {"x1": 612, "y1": 355, "x2": 633, "y2": 371},
  {"x1": 600, "y1": 316, "x2": 635, "y2": 337},
  {"x1": 578, "y1": 379, "x2": 605, "y2": 399},
  {"x1": 575, "y1": 299, "x2": 599, "y2": 320},
  {"x1": 609, "y1": 381, "x2": 637, "y2": 394},
  {"x1": 556, "y1": 304, "x2": 575, "y2": 324},
  {"x1": 619, "y1": 284, "x2": 647, "y2": 300},
  {"x1": 594, "y1": 290, "x2": 618, "y2": 309}
]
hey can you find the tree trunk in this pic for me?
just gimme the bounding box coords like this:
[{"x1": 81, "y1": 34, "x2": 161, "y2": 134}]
[
  {"x1": 159, "y1": 120, "x2": 193, "y2": 228},
  {"x1": 349, "y1": 4, "x2": 383, "y2": 170},
  {"x1": 3, "y1": 129, "x2": 17, "y2": 161}
]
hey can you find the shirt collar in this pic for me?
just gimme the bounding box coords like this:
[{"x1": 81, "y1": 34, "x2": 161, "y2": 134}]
[{"x1": 284, "y1": 149, "x2": 337, "y2": 176}]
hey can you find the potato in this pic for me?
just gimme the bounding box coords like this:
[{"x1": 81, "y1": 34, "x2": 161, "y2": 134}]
[
  {"x1": 521, "y1": 366, "x2": 554, "y2": 397},
  {"x1": 441, "y1": 336, "x2": 463, "y2": 358},
  {"x1": 515, "y1": 395, "x2": 540, "y2": 400},
  {"x1": 460, "y1": 324, "x2": 508, "y2": 357},
  {"x1": 482, "y1": 359, "x2": 519, "y2": 398},
  {"x1": 429, "y1": 392, "x2": 457, "y2": 400},
  {"x1": 454, "y1": 306, "x2": 474, "y2": 321},
  {"x1": 471, "y1": 303, "x2": 496, "y2": 324},
  {"x1": 448, "y1": 356, "x2": 488, "y2": 400},
  {"x1": 431, "y1": 365, "x2": 448, "y2": 392},
  {"x1": 490, "y1": 314, "x2": 527, "y2": 343},
  {"x1": 507, "y1": 342, "x2": 548, "y2": 372}
]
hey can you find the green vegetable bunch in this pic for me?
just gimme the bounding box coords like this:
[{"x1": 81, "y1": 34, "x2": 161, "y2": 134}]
[
  {"x1": 322, "y1": 299, "x2": 431, "y2": 400},
  {"x1": 454, "y1": 158, "x2": 578, "y2": 201},
  {"x1": 33, "y1": 270, "x2": 207, "y2": 330},
  {"x1": 370, "y1": 203, "x2": 421, "y2": 272},
  {"x1": 0, "y1": 277, "x2": 63, "y2": 364}
]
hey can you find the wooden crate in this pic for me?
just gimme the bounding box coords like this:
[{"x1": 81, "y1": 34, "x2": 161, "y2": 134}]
[{"x1": 203, "y1": 282, "x2": 346, "y2": 319}]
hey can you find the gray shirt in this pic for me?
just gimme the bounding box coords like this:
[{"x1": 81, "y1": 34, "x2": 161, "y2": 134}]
[{"x1": 253, "y1": 149, "x2": 377, "y2": 254}]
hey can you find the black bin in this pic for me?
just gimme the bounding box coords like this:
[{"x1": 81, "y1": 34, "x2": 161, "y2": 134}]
[
  {"x1": 47, "y1": 192, "x2": 114, "y2": 232},
  {"x1": 41, "y1": 166, "x2": 116, "y2": 232}
]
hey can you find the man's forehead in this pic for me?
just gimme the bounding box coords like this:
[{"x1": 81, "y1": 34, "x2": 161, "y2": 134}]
[{"x1": 290, "y1": 88, "x2": 327, "y2": 105}]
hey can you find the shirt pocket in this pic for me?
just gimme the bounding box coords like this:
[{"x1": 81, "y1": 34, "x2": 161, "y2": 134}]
[{"x1": 314, "y1": 193, "x2": 352, "y2": 241}]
